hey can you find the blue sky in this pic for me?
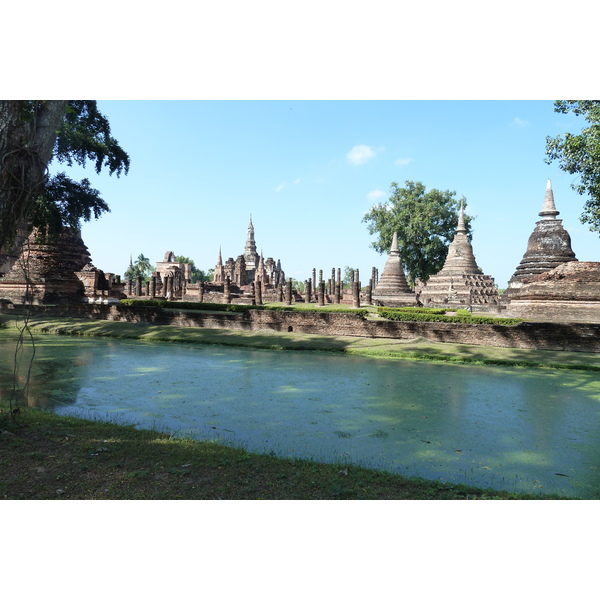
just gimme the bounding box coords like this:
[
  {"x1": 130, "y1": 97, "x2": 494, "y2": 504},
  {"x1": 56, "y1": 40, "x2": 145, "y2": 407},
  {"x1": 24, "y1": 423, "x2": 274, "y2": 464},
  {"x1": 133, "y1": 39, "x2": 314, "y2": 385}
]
[{"x1": 57, "y1": 100, "x2": 598, "y2": 289}]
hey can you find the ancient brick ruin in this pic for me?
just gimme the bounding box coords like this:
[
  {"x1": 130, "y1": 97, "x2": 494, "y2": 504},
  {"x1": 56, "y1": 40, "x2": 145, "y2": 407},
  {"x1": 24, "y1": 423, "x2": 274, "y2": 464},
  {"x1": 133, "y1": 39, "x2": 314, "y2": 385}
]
[
  {"x1": 372, "y1": 232, "x2": 416, "y2": 306},
  {"x1": 505, "y1": 180, "x2": 578, "y2": 296},
  {"x1": 213, "y1": 217, "x2": 285, "y2": 288},
  {"x1": 417, "y1": 201, "x2": 498, "y2": 306},
  {"x1": 0, "y1": 227, "x2": 125, "y2": 305},
  {"x1": 2, "y1": 180, "x2": 600, "y2": 325}
]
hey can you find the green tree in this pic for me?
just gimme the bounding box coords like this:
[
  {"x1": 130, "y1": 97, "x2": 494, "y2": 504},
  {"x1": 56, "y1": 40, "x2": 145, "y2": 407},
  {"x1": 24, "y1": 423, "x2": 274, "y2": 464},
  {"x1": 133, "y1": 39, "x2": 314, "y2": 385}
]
[
  {"x1": 362, "y1": 180, "x2": 472, "y2": 286},
  {"x1": 545, "y1": 100, "x2": 600, "y2": 231},
  {"x1": 342, "y1": 266, "x2": 356, "y2": 287},
  {"x1": 174, "y1": 256, "x2": 213, "y2": 283},
  {"x1": 0, "y1": 100, "x2": 129, "y2": 248},
  {"x1": 124, "y1": 254, "x2": 152, "y2": 282}
]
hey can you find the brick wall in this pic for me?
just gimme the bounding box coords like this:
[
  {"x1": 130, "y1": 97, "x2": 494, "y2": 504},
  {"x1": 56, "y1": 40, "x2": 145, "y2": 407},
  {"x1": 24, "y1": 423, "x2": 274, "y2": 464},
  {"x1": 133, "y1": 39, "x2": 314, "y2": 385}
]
[{"x1": 3, "y1": 303, "x2": 600, "y2": 353}]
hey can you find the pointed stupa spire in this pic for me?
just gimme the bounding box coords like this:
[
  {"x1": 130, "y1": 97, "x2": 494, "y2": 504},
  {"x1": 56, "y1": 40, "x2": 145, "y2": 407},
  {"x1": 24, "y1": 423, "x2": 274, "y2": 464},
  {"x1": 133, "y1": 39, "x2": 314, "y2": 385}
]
[
  {"x1": 390, "y1": 231, "x2": 399, "y2": 253},
  {"x1": 372, "y1": 231, "x2": 415, "y2": 304},
  {"x1": 457, "y1": 199, "x2": 467, "y2": 233},
  {"x1": 243, "y1": 215, "x2": 258, "y2": 270},
  {"x1": 539, "y1": 179, "x2": 559, "y2": 219},
  {"x1": 506, "y1": 179, "x2": 576, "y2": 291}
]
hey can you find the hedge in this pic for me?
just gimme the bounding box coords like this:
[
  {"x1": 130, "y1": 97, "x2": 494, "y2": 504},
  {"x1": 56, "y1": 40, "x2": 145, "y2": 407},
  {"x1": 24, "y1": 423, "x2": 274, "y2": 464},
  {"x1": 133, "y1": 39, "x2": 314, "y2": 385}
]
[
  {"x1": 118, "y1": 299, "x2": 369, "y2": 318},
  {"x1": 377, "y1": 307, "x2": 522, "y2": 326}
]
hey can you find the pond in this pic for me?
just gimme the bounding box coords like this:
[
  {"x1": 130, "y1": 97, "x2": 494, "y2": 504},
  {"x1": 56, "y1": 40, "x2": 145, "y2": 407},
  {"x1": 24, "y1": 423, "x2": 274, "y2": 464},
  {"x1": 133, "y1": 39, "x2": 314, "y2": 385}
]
[{"x1": 2, "y1": 331, "x2": 600, "y2": 498}]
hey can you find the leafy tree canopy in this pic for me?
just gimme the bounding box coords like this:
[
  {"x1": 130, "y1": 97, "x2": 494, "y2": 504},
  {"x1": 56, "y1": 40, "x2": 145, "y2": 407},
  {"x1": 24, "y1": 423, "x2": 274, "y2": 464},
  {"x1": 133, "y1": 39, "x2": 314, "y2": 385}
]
[
  {"x1": 0, "y1": 100, "x2": 129, "y2": 248},
  {"x1": 175, "y1": 255, "x2": 213, "y2": 283},
  {"x1": 125, "y1": 253, "x2": 152, "y2": 281},
  {"x1": 362, "y1": 180, "x2": 472, "y2": 286},
  {"x1": 545, "y1": 100, "x2": 600, "y2": 231},
  {"x1": 342, "y1": 266, "x2": 356, "y2": 286}
]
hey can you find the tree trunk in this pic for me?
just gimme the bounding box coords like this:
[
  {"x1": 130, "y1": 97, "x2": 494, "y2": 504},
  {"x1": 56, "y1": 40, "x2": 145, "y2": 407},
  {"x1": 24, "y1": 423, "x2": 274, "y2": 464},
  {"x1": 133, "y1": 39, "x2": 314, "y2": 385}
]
[{"x1": 0, "y1": 100, "x2": 68, "y2": 249}]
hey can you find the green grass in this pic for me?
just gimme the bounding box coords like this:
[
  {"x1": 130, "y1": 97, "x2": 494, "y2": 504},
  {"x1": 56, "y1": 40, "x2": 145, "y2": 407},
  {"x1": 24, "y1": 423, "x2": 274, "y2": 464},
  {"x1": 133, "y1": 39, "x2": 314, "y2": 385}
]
[
  {"x1": 0, "y1": 402, "x2": 569, "y2": 500},
  {"x1": 6, "y1": 315, "x2": 600, "y2": 372},
  {"x1": 1, "y1": 315, "x2": 595, "y2": 500}
]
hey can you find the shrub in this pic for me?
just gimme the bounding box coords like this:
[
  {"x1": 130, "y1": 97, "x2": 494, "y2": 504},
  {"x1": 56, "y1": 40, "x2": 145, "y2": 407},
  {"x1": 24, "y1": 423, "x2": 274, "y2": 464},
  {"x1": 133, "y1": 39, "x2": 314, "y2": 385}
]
[
  {"x1": 118, "y1": 299, "x2": 369, "y2": 318},
  {"x1": 377, "y1": 307, "x2": 522, "y2": 326}
]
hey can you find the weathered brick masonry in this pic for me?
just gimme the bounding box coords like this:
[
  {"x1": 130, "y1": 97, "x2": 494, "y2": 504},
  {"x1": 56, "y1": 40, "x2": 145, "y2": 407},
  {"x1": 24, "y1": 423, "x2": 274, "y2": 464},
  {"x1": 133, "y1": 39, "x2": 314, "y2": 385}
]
[{"x1": 4, "y1": 303, "x2": 600, "y2": 353}]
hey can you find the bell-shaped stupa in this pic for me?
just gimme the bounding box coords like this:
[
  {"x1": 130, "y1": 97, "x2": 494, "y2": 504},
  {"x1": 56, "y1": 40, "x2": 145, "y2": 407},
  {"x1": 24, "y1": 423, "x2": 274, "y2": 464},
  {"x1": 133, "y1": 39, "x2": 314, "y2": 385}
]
[
  {"x1": 372, "y1": 231, "x2": 416, "y2": 306},
  {"x1": 417, "y1": 201, "x2": 498, "y2": 305},
  {"x1": 505, "y1": 180, "x2": 577, "y2": 296}
]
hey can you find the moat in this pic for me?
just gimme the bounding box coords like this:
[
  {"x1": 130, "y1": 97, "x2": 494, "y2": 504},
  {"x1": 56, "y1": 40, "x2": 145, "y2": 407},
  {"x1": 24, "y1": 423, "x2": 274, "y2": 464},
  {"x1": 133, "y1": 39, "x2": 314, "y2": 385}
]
[{"x1": 2, "y1": 331, "x2": 599, "y2": 498}]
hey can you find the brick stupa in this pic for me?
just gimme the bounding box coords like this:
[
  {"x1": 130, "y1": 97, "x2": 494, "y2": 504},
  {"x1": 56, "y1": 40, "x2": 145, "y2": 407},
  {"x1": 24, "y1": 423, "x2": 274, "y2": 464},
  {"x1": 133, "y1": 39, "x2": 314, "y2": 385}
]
[
  {"x1": 372, "y1": 231, "x2": 416, "y2": 306},
  {"x1": 0, "y1": 227, "x2": 124, "y2": 304},
  {"x1": 505, "y1": 179, "x2": 577, "y2": 297},
  {"x1": 417, "y1": 201, "x2": 498, "y2": 306}
]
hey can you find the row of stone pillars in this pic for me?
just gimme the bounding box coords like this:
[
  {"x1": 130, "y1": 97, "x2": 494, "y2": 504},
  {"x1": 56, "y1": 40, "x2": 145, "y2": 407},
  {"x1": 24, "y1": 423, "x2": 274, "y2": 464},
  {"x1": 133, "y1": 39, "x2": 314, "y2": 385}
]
[
  {"x1": 220, "y1": 277, "x2": 293, "y2": 306},
  {"x1": 305, "y1": 267, "x2": 378, "y2": 307},
  {"x1": 128, "y1": 275, "x2": 186, "y2": 300}
]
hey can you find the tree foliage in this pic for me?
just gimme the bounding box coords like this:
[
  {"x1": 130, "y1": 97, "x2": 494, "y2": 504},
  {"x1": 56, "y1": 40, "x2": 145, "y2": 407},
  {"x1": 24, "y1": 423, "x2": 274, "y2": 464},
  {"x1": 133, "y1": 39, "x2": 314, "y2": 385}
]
[
  {"x1": 362, "y1": 180, "x2": 472, "y2": 286},
  {"x1": 125, "y1": 254, "x2": 153, "y2": 281},
  {"x1": 0, "y1": 100, "x2": 129, "y2": 249},
  {"x1": 545, "y1": 100, "x2": 600, "y2": 232},
  {"x1": 174, "y1": 255, "x2": 213, "y2": 283}
]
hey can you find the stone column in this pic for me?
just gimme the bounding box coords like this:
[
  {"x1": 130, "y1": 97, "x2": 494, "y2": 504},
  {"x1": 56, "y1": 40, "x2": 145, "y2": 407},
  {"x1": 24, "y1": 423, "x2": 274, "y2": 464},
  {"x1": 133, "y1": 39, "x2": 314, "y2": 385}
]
[
  {"x1": 255, "y1": 281, "x2": 262, "y2": 305},
  {"x1": 352, "y1": 281, "x2": 360, "y2": 308},
  {"x1": 136, "y1": 275, "x2": 142, "y2": 297},
  {"x1": 366, "y1": 279, "x2": 373, "y2": 305},
  {"x1": 335, "y1": 281, "x2": 341, "y2": 304},
  {"x1": 327, "y1": 278, "x2": 332, "y2": 295},
  {"x1": 285, "y1": 279, "x2": 292, "y2": 306},
  {"x1": 277, "y1": 283, "x2": 284, "y2": 303},
  {"x1": 127, "y1": 279, "x2": 132, "y2": 296},
  {"x1": 150, "y1": 276, "x2": 156, "y2": 298},
  {"x1": 144, "y1": 281, "x2": 150, "y2": 296},
  {"x1": 305, "y1": 278, "x2": 312, "y2": 303},
  {"x1": 198, "y1": 281, "x2": 204, "y2": 302},
  {"x1": 312, "y1": 268, "x2": 316, "y2": 293},
  {"x1": 318, "y1": 281, "x2": 325, "y2": 306},
  {"x1": 319, "y1": 269, "x2": 323, "y2": 285},
  {"x1": 250, "y1": 282, "x2": 257, "y2": 305},
  {"x1": 224, "y1": 277, "x2": 231, "y2": 304},
  {"x1": 331, "y1": 268, "x2": 335, "y2": 294}
]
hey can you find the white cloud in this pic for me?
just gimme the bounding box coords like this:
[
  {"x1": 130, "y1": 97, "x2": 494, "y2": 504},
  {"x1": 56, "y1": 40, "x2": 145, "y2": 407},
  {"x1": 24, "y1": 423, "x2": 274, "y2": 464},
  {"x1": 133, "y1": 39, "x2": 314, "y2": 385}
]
[
  {"x1": 347, "y1": 145, "x2": 375, "y2": 165},
  {"x1": 275, "y1": 183, "x2": 286, "y2": 192},
  {"x1": 293, "y1": 178, "x2": 301, "y2": 185},
  {"x1": 511, "y1": 117, "x2": 529, "y2": 128},
  {"x1": 394, "y1": 157, "x2": 413, "y2": 166},
  {"x1": 367, "y1": 189, "x2": 386, "y2": 201}
]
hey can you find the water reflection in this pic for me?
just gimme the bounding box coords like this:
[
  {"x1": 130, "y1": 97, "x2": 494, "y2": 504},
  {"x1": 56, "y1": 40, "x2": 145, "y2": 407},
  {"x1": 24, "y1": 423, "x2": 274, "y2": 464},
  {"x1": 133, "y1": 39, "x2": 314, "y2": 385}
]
[{"x1": 1, "y1": 328, "x2": 599, "y2": 498}]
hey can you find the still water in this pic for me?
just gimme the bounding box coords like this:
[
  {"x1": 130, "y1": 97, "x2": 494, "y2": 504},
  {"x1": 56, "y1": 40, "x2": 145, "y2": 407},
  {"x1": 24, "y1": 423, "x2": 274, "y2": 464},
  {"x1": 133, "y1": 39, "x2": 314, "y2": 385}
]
[{"x1": 2, "y1": 332, "x2": 600, "y2": 497}]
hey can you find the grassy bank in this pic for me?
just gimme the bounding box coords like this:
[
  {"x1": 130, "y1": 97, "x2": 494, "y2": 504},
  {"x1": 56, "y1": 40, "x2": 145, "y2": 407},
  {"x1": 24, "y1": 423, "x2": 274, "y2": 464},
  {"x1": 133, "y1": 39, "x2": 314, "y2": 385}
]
[
  {"x1": 0, "y1": 315, "x2": 592, "y2": 500},
  {"x1": 7, "y1": 314, "x2": 600, "y2": 372},
  {"x1": 0, "y1": 403, "x2": 568, "y2": 500}
]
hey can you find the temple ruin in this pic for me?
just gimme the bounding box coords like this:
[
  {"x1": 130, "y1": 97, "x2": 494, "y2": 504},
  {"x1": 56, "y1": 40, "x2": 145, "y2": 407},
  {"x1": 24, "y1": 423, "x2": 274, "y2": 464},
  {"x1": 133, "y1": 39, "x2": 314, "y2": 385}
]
[
  {"x1": 416, "y1": 201, "x2": 498, "y2": 306},
  {"x1": 372, "y1": 232, "x2": 416, "y2": 306},
  {"x1": 504, "y1": 179, "x2": 577, "y2": 297},
  {"x1": 213, "y1": 217, "x2": 285, "y2": 288},
  {"x1": 0, "y1": 227, "x2": 125, "y2": 305},
  {"x1": 501, "y1": 180, "x2": 600, "y2": 322}
]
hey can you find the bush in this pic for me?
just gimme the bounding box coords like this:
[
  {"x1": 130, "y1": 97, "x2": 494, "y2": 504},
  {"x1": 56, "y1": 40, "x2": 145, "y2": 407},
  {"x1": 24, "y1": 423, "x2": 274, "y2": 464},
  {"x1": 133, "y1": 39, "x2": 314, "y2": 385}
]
[
  {"x1": 392, "y1": 306, "x2": 447, "y2": 315},
  {"x1": 377, "y1": 307, "x2": 522, "y2": 326},
  {"x1": 118, "y1": 299, "x2": 369, "y2": 318}
]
